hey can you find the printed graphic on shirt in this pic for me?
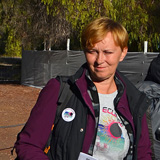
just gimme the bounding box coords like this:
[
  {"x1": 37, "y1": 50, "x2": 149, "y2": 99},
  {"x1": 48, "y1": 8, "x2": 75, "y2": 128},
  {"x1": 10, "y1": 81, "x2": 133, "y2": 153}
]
[
  {"x1": 95, "y1": 107, "x2": 124, "y2": 152},
  {"x1": 93, "y1": 92, "x2": 129, "y2": 160}
]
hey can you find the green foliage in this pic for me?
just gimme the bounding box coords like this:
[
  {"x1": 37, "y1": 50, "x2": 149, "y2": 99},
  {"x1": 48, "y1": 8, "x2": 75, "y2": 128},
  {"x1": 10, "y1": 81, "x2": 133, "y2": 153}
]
[
  {"x1": 5, "y1": 28, "x2": 22, "y2": 57},
  {"x1": 0, "y1": 0, "x2": 22, "y2": 57},
  {"x1": 109, "y1": 0, "x2": 149, "y2": 51},
  {"x1": 0, "y1": 0, "x2": 160, "y2": 53},
  {"x1": 41, "y1": 0, "x2": 160, "y2": 52}
]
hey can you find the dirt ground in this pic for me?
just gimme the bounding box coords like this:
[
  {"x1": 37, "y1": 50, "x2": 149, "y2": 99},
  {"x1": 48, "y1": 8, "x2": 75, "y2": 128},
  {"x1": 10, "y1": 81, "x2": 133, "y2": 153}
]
[{"x1": 0, "y1": 84, "x2": 41, "y2": 160}]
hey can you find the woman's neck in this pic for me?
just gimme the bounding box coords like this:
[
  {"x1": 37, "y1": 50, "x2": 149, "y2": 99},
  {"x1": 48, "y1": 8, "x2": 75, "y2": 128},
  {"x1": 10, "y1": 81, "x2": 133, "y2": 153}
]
[{"x1": 93, "y1": 79, "x2": 117, "y2": 94}]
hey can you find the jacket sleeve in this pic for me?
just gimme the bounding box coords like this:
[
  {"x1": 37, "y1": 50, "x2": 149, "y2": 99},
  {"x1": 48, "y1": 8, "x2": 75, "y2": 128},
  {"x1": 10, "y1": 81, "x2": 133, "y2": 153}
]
[
  {"x1": 14, "y1": 78, "x2": 60, "y2": 160},
  {"x1": 137, "y1": 114, "x2": 152, "y2": 160}
]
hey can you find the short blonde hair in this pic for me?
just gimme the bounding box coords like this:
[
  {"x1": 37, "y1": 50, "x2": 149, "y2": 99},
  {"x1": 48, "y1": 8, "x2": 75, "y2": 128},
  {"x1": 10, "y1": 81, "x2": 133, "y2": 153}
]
[{"x1": 81, "y1": 17, "x2": 128, "y2": 51}]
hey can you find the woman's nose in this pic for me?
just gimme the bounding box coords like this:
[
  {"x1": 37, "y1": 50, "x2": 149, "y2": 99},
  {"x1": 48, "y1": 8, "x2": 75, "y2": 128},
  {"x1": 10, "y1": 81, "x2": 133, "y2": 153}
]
[{"x1": 96, "y1": 52, "x2": 105, "y2": 64}]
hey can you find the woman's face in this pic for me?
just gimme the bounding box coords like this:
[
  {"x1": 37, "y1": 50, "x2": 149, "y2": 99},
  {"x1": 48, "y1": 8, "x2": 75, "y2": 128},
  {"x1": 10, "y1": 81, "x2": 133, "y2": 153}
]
[{"x1": 85, "y1": 32, "x2": 128, "y2": 82}]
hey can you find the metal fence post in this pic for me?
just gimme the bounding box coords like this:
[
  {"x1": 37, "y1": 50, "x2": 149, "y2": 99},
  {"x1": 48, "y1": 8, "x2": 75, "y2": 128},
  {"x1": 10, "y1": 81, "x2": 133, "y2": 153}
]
[{"x1": 144, "y1": 41, "x2": 148, "y2": 53}]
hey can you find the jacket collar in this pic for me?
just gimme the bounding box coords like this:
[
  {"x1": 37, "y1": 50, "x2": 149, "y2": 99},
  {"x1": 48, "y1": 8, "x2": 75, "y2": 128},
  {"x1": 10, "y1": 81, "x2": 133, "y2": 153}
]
[
  {"x1": 69, "y1": 63, "x2": 150, "y2": 120},
  {"x1": 116, "y1": 70, "x2": 150, "y2": 116}
]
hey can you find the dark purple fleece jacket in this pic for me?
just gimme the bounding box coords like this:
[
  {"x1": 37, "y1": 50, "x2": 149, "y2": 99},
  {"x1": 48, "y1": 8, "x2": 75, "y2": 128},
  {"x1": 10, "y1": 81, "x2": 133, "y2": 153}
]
[{"x1": 15, "y1": 68, "x2": 152, "y2": 160}]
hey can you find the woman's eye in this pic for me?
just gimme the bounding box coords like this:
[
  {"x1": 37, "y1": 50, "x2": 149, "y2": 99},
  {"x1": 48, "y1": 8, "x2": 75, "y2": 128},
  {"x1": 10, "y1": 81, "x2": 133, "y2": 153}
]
[
  {"x1": 88, "y1": 50, "x2": 97, "y2": 54},
  {"x1": 104, "y1": 51, "x2": 113, "y2": 54}
]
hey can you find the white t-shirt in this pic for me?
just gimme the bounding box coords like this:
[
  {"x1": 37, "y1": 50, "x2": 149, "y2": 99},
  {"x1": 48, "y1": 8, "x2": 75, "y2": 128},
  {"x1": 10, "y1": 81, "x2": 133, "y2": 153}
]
[{"x1": 93, "y1": 91, "x2": 130, "y2": 160}]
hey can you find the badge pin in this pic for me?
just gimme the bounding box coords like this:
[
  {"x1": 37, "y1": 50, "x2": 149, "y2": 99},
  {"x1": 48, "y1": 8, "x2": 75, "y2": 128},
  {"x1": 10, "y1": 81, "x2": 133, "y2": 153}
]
[{"x1": 62, "y1": 108, "x2": 76, "y2": 122}]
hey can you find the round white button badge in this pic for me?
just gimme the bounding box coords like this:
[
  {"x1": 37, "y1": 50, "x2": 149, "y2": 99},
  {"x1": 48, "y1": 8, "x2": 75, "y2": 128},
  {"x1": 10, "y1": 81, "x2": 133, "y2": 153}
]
[{"x1": 62, "y1": 108, "x2": 76, "y2": 122}]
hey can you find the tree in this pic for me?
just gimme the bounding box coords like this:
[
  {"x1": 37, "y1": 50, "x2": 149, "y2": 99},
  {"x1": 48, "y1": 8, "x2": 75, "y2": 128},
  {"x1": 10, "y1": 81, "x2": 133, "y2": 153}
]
[
  {"x1": 41, "y1": 0, "x2": 160, "y2": 52},
  {"x1": 14, "y1": 0, "x2": 71, "y2": 50},
  {"x1": 0, "y1": 0, "x2": 159, "y2": 55},
  {"x1": 145, "y1": 0, "x2": 160, "y2": 51},
  {"x1": 0, "y1": 0, "x2": 22, "y2": 56},
  {"x1": 0, "y1": 0, "x2": 72, "y2": 56}
]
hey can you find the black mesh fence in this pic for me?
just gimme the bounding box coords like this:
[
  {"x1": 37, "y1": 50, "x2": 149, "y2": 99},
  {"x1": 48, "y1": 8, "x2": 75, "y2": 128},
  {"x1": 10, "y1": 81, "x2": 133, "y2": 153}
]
[
  {"x1": 0, "y1": 51, "x2": 159, "y2": 87},
  {"x1": 0, "y1": 57, "x2": 21, "y2": 84}
]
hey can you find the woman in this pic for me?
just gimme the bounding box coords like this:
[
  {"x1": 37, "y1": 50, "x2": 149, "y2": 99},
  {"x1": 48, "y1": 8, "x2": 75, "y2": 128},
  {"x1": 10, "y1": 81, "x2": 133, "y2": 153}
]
[{"x1": 15, "y1": 17, "x2": 152, "y2": 160}]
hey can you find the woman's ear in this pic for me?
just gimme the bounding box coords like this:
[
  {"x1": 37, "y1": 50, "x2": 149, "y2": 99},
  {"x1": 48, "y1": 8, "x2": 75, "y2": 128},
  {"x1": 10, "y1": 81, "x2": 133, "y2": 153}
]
[{"x1": 119, "y1": 47, "x2": 128, "y2": 62}]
